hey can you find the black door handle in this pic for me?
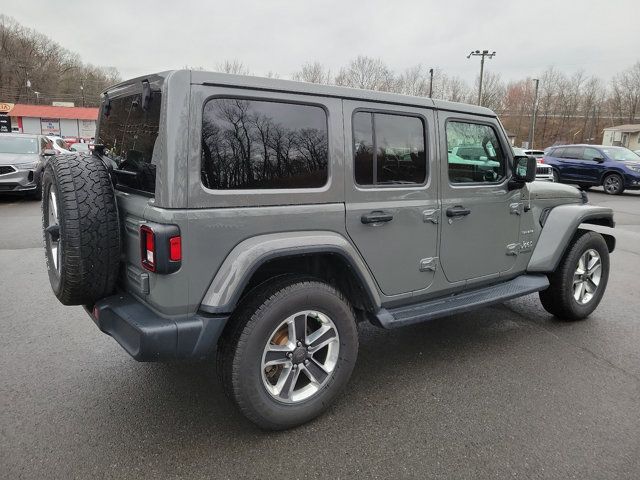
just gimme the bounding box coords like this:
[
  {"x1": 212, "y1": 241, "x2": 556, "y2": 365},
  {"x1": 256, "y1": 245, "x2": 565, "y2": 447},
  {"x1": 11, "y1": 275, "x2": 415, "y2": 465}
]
[
  {"x1": 446, "y1": 206, "x2": 471, "y2": 217},
  {"x1": 361, "y1": 211, "x2": 394, "y2": 225}
]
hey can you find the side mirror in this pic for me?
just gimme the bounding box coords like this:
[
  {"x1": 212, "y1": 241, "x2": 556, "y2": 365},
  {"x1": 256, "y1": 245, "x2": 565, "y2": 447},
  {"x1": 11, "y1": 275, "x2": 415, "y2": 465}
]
[
  {"x1": 592, "y1": 156, "x2": 604, "y2": 163},
  {"x1": 43, "y1": 149, "x2": 56, "y2": 157},
  {"x1": 513, "y1": 155, "x2": 536, "y2": 183}
]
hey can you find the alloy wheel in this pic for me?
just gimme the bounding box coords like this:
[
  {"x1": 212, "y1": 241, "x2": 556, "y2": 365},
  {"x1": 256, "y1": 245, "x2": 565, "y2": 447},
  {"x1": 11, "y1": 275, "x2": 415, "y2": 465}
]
[
  {"x1": 603, "y1": 175, "x2": 621, "y2": 194},
  {"x1": 573, "y1": 249, "x2": 601, "y2": 304},
  {"x1": 261, "y1": 310, "x2": 340, "y2": 404},
  {"x1": 45, "y1": 189, "x2": 61, "y2": 272}
]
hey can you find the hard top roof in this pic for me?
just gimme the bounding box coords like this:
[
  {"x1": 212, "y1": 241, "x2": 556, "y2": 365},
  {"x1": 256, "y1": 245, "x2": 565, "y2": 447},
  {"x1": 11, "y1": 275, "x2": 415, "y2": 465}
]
[{"x1": 106, "y1": 70, "x2": 496, "y2": 117}]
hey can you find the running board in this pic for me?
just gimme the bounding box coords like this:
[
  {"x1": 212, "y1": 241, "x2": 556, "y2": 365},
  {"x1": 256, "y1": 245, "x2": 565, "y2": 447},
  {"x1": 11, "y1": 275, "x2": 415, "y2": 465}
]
[{"x1": 374, "y1": 274, "x2": 549, "y2": 329}]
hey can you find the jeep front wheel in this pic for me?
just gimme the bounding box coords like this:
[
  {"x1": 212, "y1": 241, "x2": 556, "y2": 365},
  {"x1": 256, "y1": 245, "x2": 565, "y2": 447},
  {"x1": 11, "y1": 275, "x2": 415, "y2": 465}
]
[
  {"x1": 217, "y1": 277, "x2": 358, "y2": 430},
  {"x1": 539, "y1": 231, "x2": 609, "y2": 320}
]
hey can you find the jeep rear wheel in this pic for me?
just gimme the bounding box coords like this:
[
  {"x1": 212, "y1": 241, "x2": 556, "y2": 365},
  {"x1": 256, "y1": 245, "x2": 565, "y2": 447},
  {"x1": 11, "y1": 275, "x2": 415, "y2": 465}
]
[
  {"x1": 42, "y1": 154, "x2": 121, "y2": 305},
  {"x1": 539, "y1": 231, "x2": 609, "y2": 320},
  {"x1": 217, "y1": 277, "x2": 358, "y2": 430}
]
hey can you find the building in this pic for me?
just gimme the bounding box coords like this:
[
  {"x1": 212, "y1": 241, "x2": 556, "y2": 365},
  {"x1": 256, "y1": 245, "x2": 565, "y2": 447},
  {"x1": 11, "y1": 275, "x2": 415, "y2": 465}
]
[
  {"x1": 602, "y1": 124, "x2": 640, "y2": 151},
  {"x1": 0, "y1": 102, "x2": 99, "y2": 140}
]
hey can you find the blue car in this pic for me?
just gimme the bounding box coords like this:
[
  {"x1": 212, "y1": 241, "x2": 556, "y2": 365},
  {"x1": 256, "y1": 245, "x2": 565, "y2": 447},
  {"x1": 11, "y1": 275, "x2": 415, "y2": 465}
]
[{"x1": 543, "y1": 144, "x2": 640, "y2": 195}]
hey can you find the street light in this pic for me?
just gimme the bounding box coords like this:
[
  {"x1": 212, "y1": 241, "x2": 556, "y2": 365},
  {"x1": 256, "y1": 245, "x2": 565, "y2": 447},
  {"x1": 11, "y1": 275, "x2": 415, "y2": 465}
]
[
  {"x1": 528, "y1": 78, "x2": 539, "y2": 149},
  {"x1": 428, "y1": 68, "x2": 434, "y2": 98},
  {"x1": 467, "y1": 49, "x2": 496, "y2": 106}
]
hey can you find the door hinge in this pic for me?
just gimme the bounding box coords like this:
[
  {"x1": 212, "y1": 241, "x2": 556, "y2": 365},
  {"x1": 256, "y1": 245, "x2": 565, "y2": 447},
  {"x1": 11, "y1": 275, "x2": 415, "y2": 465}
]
[
  {"x1": 509, "y1": 202, "x2": 522, "y2": 215},
  {"x1": 422, "y1": 209, "x2": 440, "y2": 224},
  {"x1": 506, "y1": 243, "x2": 520, "y2": 256},
  {"x1": 419, "y1": 257, "x2": 438, "y2": 272}
]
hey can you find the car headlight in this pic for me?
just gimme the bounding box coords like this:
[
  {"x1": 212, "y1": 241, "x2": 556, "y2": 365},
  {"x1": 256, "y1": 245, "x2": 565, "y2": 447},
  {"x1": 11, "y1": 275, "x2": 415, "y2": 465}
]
[
  {"x1": 627, "y1": 165, "x2": 640, "y2": 174},
  {"x1": 14, "y1": 162, "x2": 39, "y2": 170}
]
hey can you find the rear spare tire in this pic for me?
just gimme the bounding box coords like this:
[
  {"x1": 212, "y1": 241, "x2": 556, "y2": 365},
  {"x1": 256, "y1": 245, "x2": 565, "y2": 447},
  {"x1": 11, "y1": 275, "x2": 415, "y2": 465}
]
[{"x1": 42, "y1": 154, "x2": 121, "y2": 305}]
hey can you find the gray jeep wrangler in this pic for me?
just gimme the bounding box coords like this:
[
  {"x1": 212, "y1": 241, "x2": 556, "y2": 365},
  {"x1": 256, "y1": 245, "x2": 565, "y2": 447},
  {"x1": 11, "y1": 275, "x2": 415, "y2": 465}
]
[{"x1": 41, "y1": 70, "x2": 615, "y2": 430}]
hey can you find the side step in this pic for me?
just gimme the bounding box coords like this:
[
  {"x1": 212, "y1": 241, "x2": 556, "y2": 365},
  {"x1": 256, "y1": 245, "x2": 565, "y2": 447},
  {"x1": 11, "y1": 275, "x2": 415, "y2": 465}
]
[{"x1": 375, "y1": 274, "x2": 549, "y2": 329}]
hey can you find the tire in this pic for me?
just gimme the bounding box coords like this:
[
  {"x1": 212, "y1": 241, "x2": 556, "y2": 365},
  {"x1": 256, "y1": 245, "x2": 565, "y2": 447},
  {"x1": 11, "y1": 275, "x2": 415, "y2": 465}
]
[
  {"x1": 539, "y1": 231, "x2": 609, "y2": 321},
  {"x1": 552, "y1": 169, "x2": 560, "y2": 183},
  {"x1": 602, "y1": 173, "x2": 624, "y2": 195},
  {"x1": 41, "y1": 154, "x2": 121, "y2": 306},
  {"x1": 217, "y1": 276, "x2": 359, "y2": 430}
]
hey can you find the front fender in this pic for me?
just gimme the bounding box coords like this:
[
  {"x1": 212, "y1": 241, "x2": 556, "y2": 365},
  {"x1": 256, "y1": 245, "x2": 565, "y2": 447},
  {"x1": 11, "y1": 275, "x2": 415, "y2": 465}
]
[
  {"x1": 199, "y1": 231, "x2": 381, "y2": 314},
  {"x1": 527, "y1": 204, "x2": 615, "y2": 273}
]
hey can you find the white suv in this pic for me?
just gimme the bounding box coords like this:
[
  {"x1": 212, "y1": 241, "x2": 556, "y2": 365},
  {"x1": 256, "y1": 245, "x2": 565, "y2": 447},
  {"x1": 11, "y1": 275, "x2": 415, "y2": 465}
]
[{"x1": 513, "y1": 147, "x2": 553, "y2": 181}]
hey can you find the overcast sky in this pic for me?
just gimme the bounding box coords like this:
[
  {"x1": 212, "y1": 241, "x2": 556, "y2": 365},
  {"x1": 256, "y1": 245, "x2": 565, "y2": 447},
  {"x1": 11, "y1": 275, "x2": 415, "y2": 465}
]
[{"x1": 3, "y1": 0, "x2": 638, "y2": 83}]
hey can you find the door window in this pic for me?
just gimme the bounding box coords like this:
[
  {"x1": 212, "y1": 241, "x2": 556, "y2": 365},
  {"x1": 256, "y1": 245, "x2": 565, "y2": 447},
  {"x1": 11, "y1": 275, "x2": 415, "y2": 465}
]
[
  {"x1": 583, "y1": 147, "x2": 602, "y2": 161},
  {"x1": 446, "y1": 121, "x2": 505, "y2": 183},
  {"x1": 353, "y1": 111, "x2": 426, "y2": 186}
]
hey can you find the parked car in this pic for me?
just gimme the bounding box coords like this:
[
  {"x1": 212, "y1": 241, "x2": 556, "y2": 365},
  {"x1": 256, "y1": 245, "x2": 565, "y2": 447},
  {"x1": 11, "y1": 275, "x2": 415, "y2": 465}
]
[
  {"x1": 0, "y1": 133, "x2": 55, "y2": 199},
  {"x1": 46, "y1": 135, "x2": 72, "y2": 154},
  {"x1": 41, "y1": 70, "x2": 615, "y2": 430},
  {"x1": 69, "y1": 142, "x2": 91, "y2": 154},
  {"x1": 543, "y1": 144, "x2": 640, "y2": 194},
  {"x1": 513, "y1": 147, "x2": 553, "y2": 181}
]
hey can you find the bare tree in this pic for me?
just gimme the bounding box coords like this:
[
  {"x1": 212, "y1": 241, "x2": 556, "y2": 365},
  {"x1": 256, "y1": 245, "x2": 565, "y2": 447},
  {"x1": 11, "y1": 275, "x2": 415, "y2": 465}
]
[
  {"x1": 334, "y1": 56, "x2": 395, "y2": 91},
  {"x1": 216, "y1": 59, "x2": 251, "y2": 76},
  {"x1": 396, "y1": 65, "x2": 430, "y2": 96},
  {"x1": 0, "y1": 15, "x2": 120, "y2": 106},
  {"x1": 610, "y1": 61, "x2": 640, "y2": 123},
  {"x1": 439, "y1": 74, "x2": 471, "y2": 103},
  {"x1": 292, "y1": 62, "x2": 332, "y2": 84}
]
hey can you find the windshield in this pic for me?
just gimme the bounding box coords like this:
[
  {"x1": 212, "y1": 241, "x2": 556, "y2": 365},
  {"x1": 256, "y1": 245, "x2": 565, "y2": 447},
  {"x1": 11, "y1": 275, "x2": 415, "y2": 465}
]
[
  {"x1": 96, "y1": 90, "x2": 162, "y2": 194},
  {"x1": 0, "y1": 136, "x2": 39, "y2": 154},
  {"x1": 601, "y1": 147, "x2": 640, "y2": 162}
]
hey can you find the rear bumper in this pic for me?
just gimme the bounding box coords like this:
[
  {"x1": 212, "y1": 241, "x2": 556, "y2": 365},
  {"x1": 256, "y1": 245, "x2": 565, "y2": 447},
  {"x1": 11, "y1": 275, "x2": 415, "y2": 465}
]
[{"x1": 87, "y1": 292, "x2": 228, "y2": 361}]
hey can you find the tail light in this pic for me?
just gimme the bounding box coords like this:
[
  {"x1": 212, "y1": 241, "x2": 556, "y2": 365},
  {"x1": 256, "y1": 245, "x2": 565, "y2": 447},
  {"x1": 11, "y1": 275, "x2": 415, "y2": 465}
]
[
  {"x1": 140, "y1": 223, "x2": 181, "y2": 274},
  {"x1": 169, "y1": 236, "x2": 182, "y2": 261},
  {"x1": 539, "y1": 158, "x2": 545, "y2": 163},
  {"x1": 140, "y1": 225, "x2": 156, "y2": 271}
]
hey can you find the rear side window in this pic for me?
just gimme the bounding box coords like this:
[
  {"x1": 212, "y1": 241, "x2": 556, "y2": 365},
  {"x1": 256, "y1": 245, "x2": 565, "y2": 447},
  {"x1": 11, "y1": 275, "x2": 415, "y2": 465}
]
[
  {"x1": 97, "y1": 91, "x2": 162, "y2": 194},
  {"x1": 563, "y1": 147, "x2": 584, "y2": 159},
  {"x1": 353, "y1": 111, "x2": 426, "y2": 186},
  {"x1": 446, "y1": 121, "x2": 505, "y2": 183},
  {"x1": 201, "y1": 98, "x2": 328, "y2": 190}
]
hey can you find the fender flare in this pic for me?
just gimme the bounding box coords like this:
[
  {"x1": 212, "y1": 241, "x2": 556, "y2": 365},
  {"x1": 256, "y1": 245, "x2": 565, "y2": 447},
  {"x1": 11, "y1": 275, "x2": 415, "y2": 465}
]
[
  {"x1": 199, "y1": 231, "x2": 381, "y2": 314},
  {"x1": 527, "y1": 204, "x2": 615, "y2": 273}
]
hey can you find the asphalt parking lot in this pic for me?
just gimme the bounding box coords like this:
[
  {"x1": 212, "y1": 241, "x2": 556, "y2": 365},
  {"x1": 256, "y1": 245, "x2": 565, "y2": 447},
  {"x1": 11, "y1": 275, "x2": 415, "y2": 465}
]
[{"x1": 1, "y1": 188, "x2": 639, "y2": 479}]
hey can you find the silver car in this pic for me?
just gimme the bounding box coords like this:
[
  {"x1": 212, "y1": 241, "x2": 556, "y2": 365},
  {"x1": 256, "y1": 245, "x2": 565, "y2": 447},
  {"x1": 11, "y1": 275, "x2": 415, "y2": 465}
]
[{"x1": 0, "y1": 133, "x2": 55, "y2": 199}]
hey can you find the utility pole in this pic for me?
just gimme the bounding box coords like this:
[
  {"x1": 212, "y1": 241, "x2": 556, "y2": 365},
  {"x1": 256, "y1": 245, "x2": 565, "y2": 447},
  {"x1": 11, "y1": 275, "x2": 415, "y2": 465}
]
[
  {"x1": 428, "y1": 68, "x2": 434, "y2": 98},
  {"x1": 80, "y1": 84, "x2": 85, "y2": 107},
  {"x1": 467, "y1": 50, "x2": 496, "y2": 106},
  {"x1": 528, "y1": 78, "x2": 539, "y2": 149}
]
